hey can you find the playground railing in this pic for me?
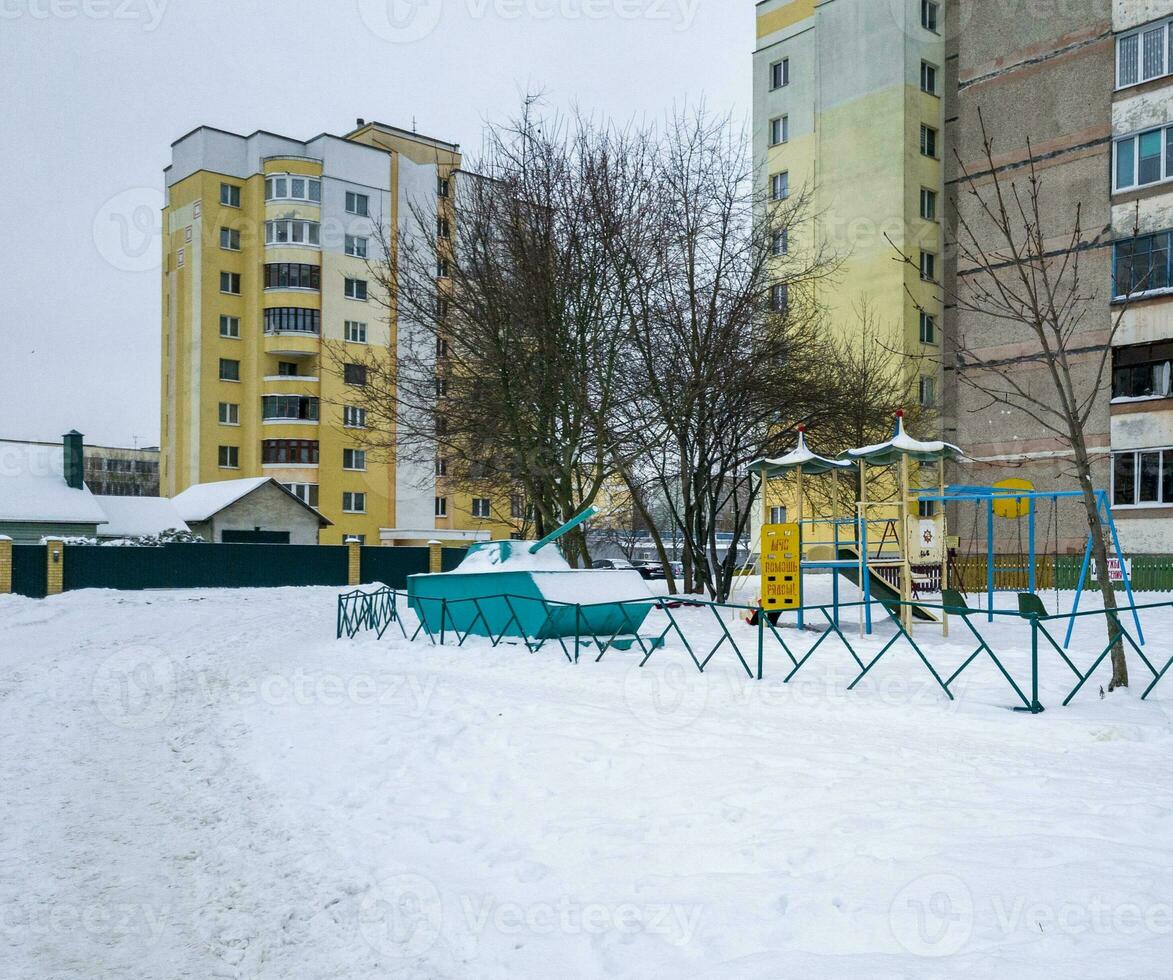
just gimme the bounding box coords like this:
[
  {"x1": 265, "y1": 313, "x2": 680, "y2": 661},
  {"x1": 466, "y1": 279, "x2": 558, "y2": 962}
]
[{"x1": 340, "y1": 588, "x2": 1173, "y2": 713}]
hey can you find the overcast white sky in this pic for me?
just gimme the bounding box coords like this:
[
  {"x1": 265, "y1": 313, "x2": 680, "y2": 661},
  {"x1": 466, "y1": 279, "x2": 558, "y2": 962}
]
[{"x1": 0, "y1": 0, "x2": 753, "y2": 447}]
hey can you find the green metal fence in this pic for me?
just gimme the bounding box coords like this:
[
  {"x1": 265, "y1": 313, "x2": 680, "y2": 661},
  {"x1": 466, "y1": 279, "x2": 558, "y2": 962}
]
[
  {"x1": 11, "y1": 545, "x2": 47, "y2": 598},
  {"x1": 358, "y1": 547, "x2": 431, "y2": 588}
]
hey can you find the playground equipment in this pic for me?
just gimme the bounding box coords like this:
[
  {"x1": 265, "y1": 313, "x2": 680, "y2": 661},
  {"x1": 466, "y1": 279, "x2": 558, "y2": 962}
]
[
  {"x1": 406, "y1": 507, "x2": 658, "y2": 645},
  {"x1": 750, "y1": 413, "x2": 962, "y2": 637},
  {"x1": 917, "y1": 483, "x2": 1144, "y2": 648}
]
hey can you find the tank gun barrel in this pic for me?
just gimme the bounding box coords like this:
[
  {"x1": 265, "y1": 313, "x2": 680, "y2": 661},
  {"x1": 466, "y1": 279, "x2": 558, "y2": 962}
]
[{"x1": 528, "y1": 506, "x2": 598, "y2": 555}]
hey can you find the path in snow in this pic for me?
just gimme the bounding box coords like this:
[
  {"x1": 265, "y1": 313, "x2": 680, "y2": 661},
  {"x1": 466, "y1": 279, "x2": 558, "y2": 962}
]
[{"x1": 2, "y1": 585, "x2": 1173, "y2": 978}]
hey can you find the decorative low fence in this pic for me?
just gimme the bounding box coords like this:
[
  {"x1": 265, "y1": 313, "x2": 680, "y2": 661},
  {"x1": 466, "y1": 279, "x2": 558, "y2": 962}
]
[
  {"x1": 951, "y1": 554, "x2": 1173, "y2": 593},
  {"x1": 338, "y1": 585, "x2": 1173, "y2": 712}
]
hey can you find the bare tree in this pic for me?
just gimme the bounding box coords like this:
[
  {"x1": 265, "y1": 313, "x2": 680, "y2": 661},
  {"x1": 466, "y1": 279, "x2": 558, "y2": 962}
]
[{"x1": 900, "y1": 111, "x2": 1138, "y2": 691}]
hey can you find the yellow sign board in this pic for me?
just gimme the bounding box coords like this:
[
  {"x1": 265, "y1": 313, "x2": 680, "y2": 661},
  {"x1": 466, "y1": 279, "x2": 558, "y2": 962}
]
[
  {"x1": 761, "y1": 523, "x2": 801, "y2": 610},
  {"x1": 993, "y1": 478, "x2": 1034, "y2": 520}
]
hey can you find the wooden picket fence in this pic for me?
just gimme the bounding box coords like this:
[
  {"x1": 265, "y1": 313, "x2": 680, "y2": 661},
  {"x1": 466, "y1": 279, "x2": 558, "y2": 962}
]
[{"x1": 947, "y1": 554, "x2": 1173, "y2": 594}]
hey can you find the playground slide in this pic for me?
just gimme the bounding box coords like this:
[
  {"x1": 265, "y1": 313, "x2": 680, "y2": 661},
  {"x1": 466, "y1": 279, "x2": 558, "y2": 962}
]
[{"x1": 835, "y1": 546, "x2": 938, "y2": 623}]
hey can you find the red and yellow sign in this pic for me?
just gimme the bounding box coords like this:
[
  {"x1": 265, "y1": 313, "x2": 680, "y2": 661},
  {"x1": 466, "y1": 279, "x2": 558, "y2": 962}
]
[{"x1": 761, "y1": 524, "x2": 801, "y2": 610}]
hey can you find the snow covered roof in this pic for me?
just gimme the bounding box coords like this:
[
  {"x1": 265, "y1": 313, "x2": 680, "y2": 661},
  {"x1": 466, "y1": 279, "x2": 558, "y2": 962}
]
[
  {"x1": 96, "y1": 496, "x2": 189, "y2": 538},
  {"x1": 171, "y1": 477, "x2": 331, "y2": 525},
  {"x1": 750, "y1": 429, "x2": 855, "y2": 478},
  {"x1": 0, "y1": 440, "x2": 109, "y2": 525},
  {"x1": 847, "y1": 414, "x2": 964, "y2": 465}
]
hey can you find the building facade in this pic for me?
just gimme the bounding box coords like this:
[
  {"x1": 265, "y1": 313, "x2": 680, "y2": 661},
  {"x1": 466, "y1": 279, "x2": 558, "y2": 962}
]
[
  {"x1": 754, "y1": 0, "x2": 945, "y2": 397},
  {"x1": 160, "y1": 120, "x2": 510, "y2": 546}
]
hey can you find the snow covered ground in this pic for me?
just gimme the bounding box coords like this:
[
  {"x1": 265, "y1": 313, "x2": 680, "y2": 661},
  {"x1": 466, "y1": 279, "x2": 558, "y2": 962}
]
[{"x1": 3, "y1": 580, "x2": 1173, "y2": 978}]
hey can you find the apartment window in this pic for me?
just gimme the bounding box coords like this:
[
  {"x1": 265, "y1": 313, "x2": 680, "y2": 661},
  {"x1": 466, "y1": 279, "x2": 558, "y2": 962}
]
[
  {"x1": 218, "y1": 446, "x2": 239, "y2": 469},
  {"x1": 264, "y1": 175, "x2": 321, "y2": 203},
  {"x1": 772, "y1": 229, "x2": 789, "y2": 256},
  {"x1": 344, "y1": 406, "x2": 367, "y2": 428},
  {"x1": 177, "y1": 248, "x2": 184, "y2": 268},
  {"x1": 472, "y1": 497, "x2": 492, "y2": 519},
  {"x1": 220, "y1": 183, "x2": 241, "y2": 208},
  {"x1": 769, "y1": 506, "x2": 787, "y2": 525},
  {"x1": 436, "y1": 376, "x2": 449, "y2": 398},
  {"x1": 919, "y1": 500, "x2": 938, "y2": 518},
  {"x1": 437, "y1": 217, "x2": 451, "y2": 239},
  {"x1": 920, "y1": 125, "x2": 938, "y2": 158},
  {"x1": 436, "y1": 259, "x2": 450, "y2": 278},
  {"x1": 220, "y1": 271, "x2": 241, "y2": 295},
  {"x1": 219, "y1": 315, "x2": 240, "y2": 338},
  {"x1": 435, "y1": 458, "x2": 447, "y2": 477},
  {"x1": 435, "y1": 496, "x2": 448, "y2": 518},
  {"x1": 919, "y1": 311, "x2": 937, "y2": 345},
  {"x1": 277, "y1": 361, "x2": 299, "y2": 377},
  {"x1": 344, "y1": 235, "x2": 368, "y2": 258},
  {"x1": 342, "y1": 492, "x2": 367, "y2": 514},
  {"x1": 1113, "y1": 448, "x2": 1173, "y2": 506},
  {"x1": 1117, "y1": 20, "x2": 1173, "y2": 89},
  {"x1": 218, "y1": 402, "x2": 239, "y2": 425},
  {"x1": 219, "y1": 358, "x2": 240, "y2": 382},
  {"x1": 921, "y1": 0, "x2": 938, "y2": 32},
  {"x1": 262, "y1": 439, "x2": 319, "y2": 465},
  {"x1": 920, "y1": 250, "x2": 937, "y2": 282},
  {"x1": 344, "y1": 363, "x2": 368, "y2": 386},
  {"x1": 345, "y1": 278, "x2": 368, "y2": 301},
  {"x1": 1114, "y1": 126, "x2": 1173, "y2": 191},
  {"x1": 1114, "y1": 231, "x2": 1172, "y2": 297},
  {"x1": 507, "y1": 495, "x2": 524, "y2": 520},
  {"x1": 770, "y1": 58, "x2": 789, "y2": 90},
  {"x1": 262, "y1": 395, "x2": 319, "y2": 421},
  {"x1": 771, "y1": 171, "x2": 789, "y2": 201},
  {"x1": 1112, "y1": 342, "x2": 1173, "y2": 400},
  {"x1": 220, "y1": 227, "x2": 241, "y2": 251},
  {"x1": 770, "y1": 283, "x2": 789, "y2": 313},
  {"x1": 265, "y1": 219, "x2": 320, "y2": 247},
  {"x1": 920, "y1": 188, "x2": 938, "y2": 221},
  {"x1": 769, "y1": 115, "x2": 789, "y2": 146},
  {"x1": 284, "y1": 483, "x2": 319, "y2": 508},
  {"x1": 345, "y1": 191, "x2": 369, "y2": 216},
  {"x1": 438, "y1": 176, "x2": 450, "y2": 197},
  {"x1": 919, "y1": 376, "x2": 936, "y2": 407},
  {"x1": 436, "y1": 337, "x2": 450, "y2": 359},
  {"x1": 264, "y1": 263, "x2": 321, "y2": 291},
  {"x1": 343, "y1": 448, "x2": 367, "y2": 471},
  {"x1": 264, "y1": 308, "x2": 320, "y2": 335},
  {"x1": 920, "y1": 61, "x2": 938, "y2": 95}
]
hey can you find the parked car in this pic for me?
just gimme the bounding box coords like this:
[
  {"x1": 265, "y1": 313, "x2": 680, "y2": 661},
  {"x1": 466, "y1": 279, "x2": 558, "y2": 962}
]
[
  {"x1": 631, "y1": 561, "x2": 666, "y2": 581},
  {"x1": 591, "y1": 558, "x2": 636, "y2": 571}
]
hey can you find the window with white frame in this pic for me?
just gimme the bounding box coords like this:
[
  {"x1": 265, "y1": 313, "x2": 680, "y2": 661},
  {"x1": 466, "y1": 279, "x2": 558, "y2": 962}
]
[
  {"x1": 284, "y1": 482, "x2": 319, "y2": 508},
  {"x1": 220, "y1": 271, "x2": 241, "y2": 294},
  {"x1": 345, "y1": 191, "x2": 369, "y2": 216},
  {"x1": 343, "y1": 448, "x2": 366, "y2": 471},
  {"x1": 510, "y1": 495, "x2": 526, "y2": 520},
  {"x1": 920, "y1": 188, "x2": 938, "y2": 221},
  {"x1": 220, "y1": 183, "x2": 241, "y2": 208},
  {"x1": 769, "y1": 115, "x2": 789, "y2": 146},
  {"x1": 342, "y1": 491, "x2": 366, "y2": 513},
  {"x1": 472, "y1": 497, "x2": 492, "y2": 519},
  {"x1": 771, "y1": 171, "x2": 789, "y2": 201},
  {"x1": 265, "y1": 219, "x2": 320, "y2": 246},
  {"x1": 1113, "y1": 448, "x2": 1173, "y2": 506},
  {"x1": 921, "y1": 0, "x2": 938, "y2": 32},
  {"x1": 435, "y1": 458, "x2": 447, "y2": 477},
  {"x1": 920, "y1": 250, "x2": 937, "y2": 282},
  {"x1": 770, "y1": 283, "x2": 789, "y2": 312},
  {"x1": 344, "y1": 235, "x2": 368, "y2": 258},
  {"x1": 343, "y1": 406, "x2": 367, "y2": 428},
  {"x1": 218, "y1": 402, "x2": 239, "y2": 425},
  {"x1": 265, "y1": 174, "x2": 321, "y2": 203},
  {"x1": 435, "y1": 496, "x2": 448, "y2": 517},
  {"x1": 1114, "y1": 126, "x2": 1173, "y2": 191},
  {"x1": 919, "y1": 375, "x2": 936, "y2": 407},
  {"x1": 772, "y1": 229, "x2": 789, "y2": 256},
  {"x1": 920, "y1": 125, "x2": 938, "y2": 158},
  {"x1": 219, "y1": 358, "x2": 240, "y2": 382},
  {"x1": 436, "y1": 258, "x2": 450, "y2": 278},
  {"x1": 919, "y1": 311, "x2": 936, "y2": 345},
  {"x1": 220, "y1": 227, "x2": 241, "y2": 251},
  {"x1": 344, "y1": 278, "x2": 368, "y2": 301},
  {"x1": 219, "y1": 315, "x2": 240, "y2": 338},
  {"x1": 437, "y1": 217, "x2": 450, "y2": 239},
  {"x1": 770, "y1": 58, "x2": 789, "y2": 90},
  {"x1": 438, "y1": 176, "x2": 450, "y2": 197},
  {"x1": 218, "y1": 445, "x2": 239, "y2": 468},
  {"x1": 1116, "y1": 19, "x2": 1172, "y2": 89},
  {"x1": 769, "y1": 506, "x2": 787, "y2": 524},
  {"x1": 920, "y1": 61, "x2": 938, "y2": 95},
  {"x1": 344, "y1": 320, "x2": 367, "y2": 343}
]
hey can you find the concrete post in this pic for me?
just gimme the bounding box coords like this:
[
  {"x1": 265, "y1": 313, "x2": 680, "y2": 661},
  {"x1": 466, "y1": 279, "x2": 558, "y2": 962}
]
[
  {"x1": 0, "y1": 536, "x2": 12, "y2": 594},
  {"x1": 346, "y1": 538, "x2": 362, "y2": 586},
  {"x1": 45, "y1": 538, "x2": 64, "y2": 596},
  {"x1": 428, "y1": 540, "x2": 443, "y2": 573}
]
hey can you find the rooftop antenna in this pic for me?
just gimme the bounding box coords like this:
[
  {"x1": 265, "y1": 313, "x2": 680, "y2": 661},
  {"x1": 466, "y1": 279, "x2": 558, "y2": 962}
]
[{"x1": 412, "y1": 116, "x2": 417, "y2": 133}]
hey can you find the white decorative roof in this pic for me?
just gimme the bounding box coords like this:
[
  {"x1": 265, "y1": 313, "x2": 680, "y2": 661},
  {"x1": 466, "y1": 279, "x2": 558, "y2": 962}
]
[
  {"x1": 0, "y1": 441, "x2": 109, "y2": 525},
  {"x1": 751, "y1": 430, "x2": 854, "y2": 477},
  {"x1": 847, "y1": 415, "x2": 964, "y2": 464}
]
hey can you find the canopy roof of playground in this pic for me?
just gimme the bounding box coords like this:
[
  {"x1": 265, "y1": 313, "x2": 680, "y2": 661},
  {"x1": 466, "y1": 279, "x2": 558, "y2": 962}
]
[
  {"x1": 846, "y1": 414, "x2": 964, "y2": 466},
  {"x1": 749, "y1": 429, "x2": 854, "y2": 478}
]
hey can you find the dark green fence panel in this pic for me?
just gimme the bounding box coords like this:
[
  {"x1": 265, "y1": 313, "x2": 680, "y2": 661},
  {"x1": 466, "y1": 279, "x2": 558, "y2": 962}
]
[
  {"x1": 442, "y1": 548, "x2": 467, "y2": 572},
  {"x1": 359, "y1": 547, "x2": 430, "y2": 588},
  {"x1": 62, "y1": 543, "x2": 349, "y2": 592},
  {"x1": 11, "y1": 545, "x2": 47, "y2": 598}
]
